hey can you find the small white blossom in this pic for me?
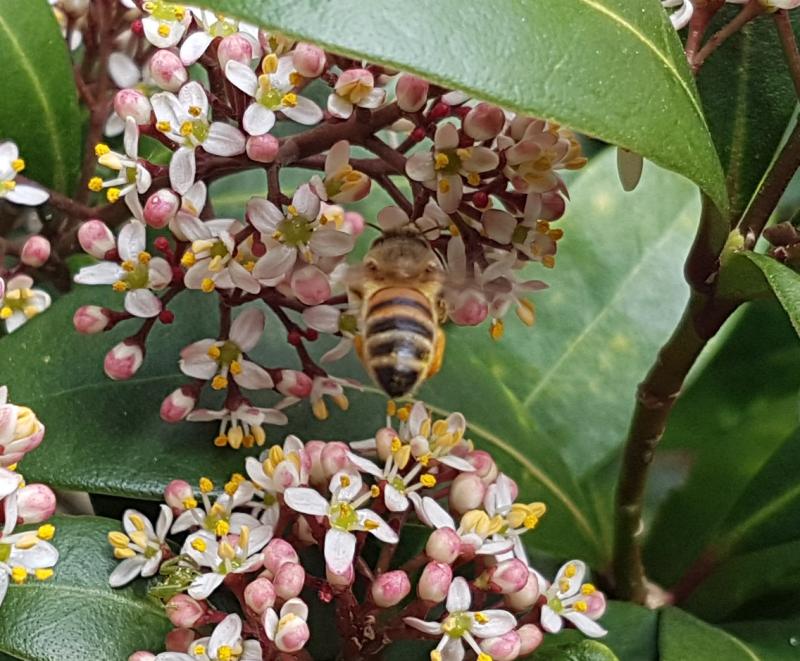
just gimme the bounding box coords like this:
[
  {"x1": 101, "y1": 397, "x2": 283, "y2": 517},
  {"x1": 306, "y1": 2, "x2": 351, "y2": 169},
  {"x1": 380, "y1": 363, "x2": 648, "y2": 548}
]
[
  {"x1": 108, "y1": 506, "x2": 173, "y2": 587},
  {"x1": 540, "y1": 560, "x2": 608, "y2": 638},
  {"x1": 0, "y1": 142, "x2": 48, "y2": 206},
  {"x1": 0, "y1": 275, "x2": 51, "y2": 333}
]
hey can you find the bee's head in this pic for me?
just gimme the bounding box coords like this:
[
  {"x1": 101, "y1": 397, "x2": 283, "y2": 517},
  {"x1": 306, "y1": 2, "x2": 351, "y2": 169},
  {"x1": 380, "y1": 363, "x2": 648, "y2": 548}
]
[{"x1": 364, "y1": 231, "x2": 441, "y2": 282}]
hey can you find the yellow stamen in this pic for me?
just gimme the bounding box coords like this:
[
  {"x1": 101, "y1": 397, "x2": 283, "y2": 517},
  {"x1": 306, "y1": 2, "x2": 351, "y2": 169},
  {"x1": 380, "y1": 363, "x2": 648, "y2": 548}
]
[
  {"x1": 386, "y1": 400, "x2": 397, "y2": 416},
  {"x1": 138, "y1": 251, "x2": 151, "y2": 264},
  {"x1": 193, "y1": 645, "x2": 207, "y2": 657},
  {"x1": 574, "y1": 600, "x2": 588, "y2": 613},
  {"x1": 201, "y1": 278, "x2": 215, "y2": 293},
  {"x1": 191, "y1": 538, "x2": 207, "y2": 553},
  {"x1": 281, "y1": 92, "x2": 298, "y2": 107},
  {"x1": 581, "y1": 583, "x2": 596, "y2": 595},
  {"x1": 10, "y1": 566, "x2": 27, "y2": 584},
  {"x1": 35, "y1": 568, "x2": 54, "y2": 581},
  {"x1": 391, "y1": 438, "x2": 402, "y2": 453},
  {"x1": 229, "y1": 360, "x2": 242, "y2": 375},
  {"x1": 434, "y1": 153, "x2": 449, "y2": 170},
  {"x1": 542, "y1": 254, "x2": 556, "y2": 268},
  {"x1": 477, "y1": 654, "x2": 493, "y2": 661},
  {"x1": 339, "y1": 474, "x2": 351, "y2": 488},
  {"x1": 157, "y1": 23, "x2": 170, "y2": 37},
  {"x1": 564, "y1": 563, "x2": 577, "y2": 578},
  {"x1": 467, "y1": 172, "x2": 481, "y2": 187},
  {"x1": 88, "y1": 176, "x2": 103, "y2": 192},
  {"x1": 114, "y1": 547, "x2": 136, "y2": 559},
  {"x1": 112, "y1": 280, "x2": 128, "y2": 292},
  {"x1": 212, "y1": 375, "x2": 228, "y2": 390},
  {"x1": 108, "y1": 531, "x2": 130, "y2": 548},
  {"x1": 419, "y1": 474, "x2": 437, "y2": 488},
  {"x1": 207, "y1": 345, "x2": 221, "y2": 359},
  {"x1": 11, "y1": 158, "x2": 25, "y2": 172},
  {"x1": 490, "y1": 318, "x2": 504, "y2": 340},
  {"x1": 262, "y1": 53, "x2": 279, "y2": 73},
  {"x1": 188, "y1": 105, "x2": 202, "y2": 117},
  {"x1": 224, "y1": 480, "x2": 238, "y2": 496},
  {"x1": 217, "y1": 646, "x2": 233, "y2": 661},
  {"x1": 180, "y1": 121, "x2": 193, "y2": 137},
  {"x1": 0, "y1": 307, "x2": 12, "y2": 320},
  {"x1": 370, "y1": 485, "x2": 381, "y2": 498},
  {"x1": 182, "y1": 497, "x2": 198, "y2": 509},
  {"x1": 289, "y1": 71, "x2": 302, "y2": 86},
  {"x1": 95, "y1": 143, "x2": 111, "y2": 157},
  {"x1": 106, "y1": 187, "x2": 121, "y2": 203},
  {"x1": 215, "y1": 520, "x2": 230, "y2": 536},
  {"x1": 438, "y1": 178, "x2": 450, "y2": 193},
  {"x1": 180, "y1": 250, "x2": 196, "y2": 267},
  {"x1": 199, "y1": 477, "x2": 214, "y2": 493},
  {"x1": 37, "y1": 524, "x2": 55, "y2": 540},
  {"x1": 214, "y1": 434, "x2": 228, "y2": 447},
  {"x1": 156, "y1": 120, "x2": 172, "y2": 132},
  {"x1": 474, "y1": 612, "x2": 489, "y2": 624},
  {"x1": 363, "y1": 519, "x2": 379, "y2": 531}
]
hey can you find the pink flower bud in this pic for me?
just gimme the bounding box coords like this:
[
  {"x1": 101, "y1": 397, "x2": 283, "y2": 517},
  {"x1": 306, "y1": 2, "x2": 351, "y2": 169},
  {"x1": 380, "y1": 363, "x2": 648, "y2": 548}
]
[
  {"x1": 320, "y1": 442, "x2": 351, "y2": 478},
  {"x1": 449, "y1": 473, "x2": 486, "y2": 514},
  {"x1": 164, "y1": 479, "x2": 194, "y2": 511},
  {"x1": 143, "y1": 189, "x2": 180, "y2": 228},
  {"x1": 246, "y1": 134, "x2": 280, "y2": 163},
  {"x1": 148, "y1": 50, "x2": 188, "y2": 92},
  {"x1": 467, "y1": 450, "x2": 497, "y2": 482},
  {"x1": 128, "y1": 653, "x2": 156, "y2": 661},
  {"x1": 245, "y1": 577, "x2": 277, "y2": 614},
  {"x1": 335, "y1": 68, "x2": 374, "y2": 103},
  {"x1": 305, "y1": 441, "x2": 326, "y2": 486},
  {"x1": 464, "y1": 102, "x2": 505, "y2": 141},
  {"x1": 449, "y1": 289, "x2": 489, "y2": 326},
  {"x1": 371, "y1": 570, "x2": 411, "y2": 607},
  {"x1": 164, "y1": 627, "x2": 195, "y2": 651},
  {"x1": 326, "y1": 562, "x2": 355, "y2": 587},
  {"x1": 15, "y1": 483, "x2": 57, "y2": 524},
  {"x1": 374, "y1": 427, "x2": 396, "y2": 462},
  {"x1": 425, "y1": 527, "x2": 461, "y2": 564},
  {"x1": 343, "y1": 211, "x2": 365, "y2": 236},
  {"x1": 517, "y1": 624, "x2": 544, "y2": 656},
  {"x1": 276, "y1": 369, "x2": 313, "y2": 398},
  {"x1": 480, "y1": 630, "x2": 522, "y2": 661},
  {"x1": 483, "y1": 559, "x2": 529, "y2": 594},
  {"x1": 269, "y1": 611, "x2": 311, "y2": 653},
  {"x1": 114, "y1": 89, "x2": 153, "y2": 125},
  {"x1": 274, "y1": 562, "x2": 306, "y2": 600},
  {"x1": 73, "y1": 305, "x2": 111, "y2": 334},
  {"x1": 165, "y1": 594, "x2": 206, "y2": 628},
  {"x1": 263, "y1": 538, "x2": 300, "y2": 578},
  {"x1": 418, "y1": 561, "x2": 452, "y2": 602},
  {"x1": 78, "y1": 220, "x2": 115, "y2": 259},
  {"x1": 62, "y1": 0, "x2": 90, "y2": 15},
  {"x1": 160, "y1": 387, "x2": 197, "y2": 422},
  {"x1": 396, "y1": 74, "x2": 429, "y2": 112},
  {"x1": 290, "y1": 265, "x2": 331, "y2": 306},
  {"x1": 587, "y1": 590, "x2": 607, "y2": 619},
  {"x1": 104, "y1": 341, "x2": 144, "y2": 381},
  {"x1": 505, "y1": 570, "x2": 541, "y2": 611},
  {"x1": 20, "y1": 235, "x2": 51, "y2": 267},
  {"x1": 292, "y1": 42, "x2": 326, "y2": 78},
  {"x1": 217, "y1": 34, "x2": 255, "y2": 67},
  {"x1": 541, "y1": 190, "x2": 566, "y2": 221}
]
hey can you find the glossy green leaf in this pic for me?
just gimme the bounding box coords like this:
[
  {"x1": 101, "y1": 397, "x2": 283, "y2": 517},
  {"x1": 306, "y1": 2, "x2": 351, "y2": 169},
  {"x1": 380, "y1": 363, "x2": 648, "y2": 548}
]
[
  {"x1": 734, "y1": 252, "x2": 800, "y2": 337},
  {"x1": 0, "y1": 515, "x2": 170, "y2": 660},
  {"x1": 196, "y1": 0, "x2": 727, "y2": 212},
  {"x1": 659, "y1": 607, "x2": 768, "y2": 661},
  {"x1": 0, "y1": 149, "x2": 699, "y2": 566},
  {"x1": 534, "y1": 640, "x2": 619, "y2": 661},
  {"x1": 0, "y1": 0, "x2": 81, "y2": 192},
  {"x1": 724, "y1": 620, "x2": 800, "y2": 660},
  {"x1": 695, "y1": 8, "x2": 799, "y2": 219}
]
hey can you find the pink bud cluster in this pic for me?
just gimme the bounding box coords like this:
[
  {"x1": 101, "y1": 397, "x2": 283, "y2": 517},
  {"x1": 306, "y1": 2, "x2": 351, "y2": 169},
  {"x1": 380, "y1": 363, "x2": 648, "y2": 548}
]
[{"x1": 116, "y1": 402, "x2": 607, "y2": 659}]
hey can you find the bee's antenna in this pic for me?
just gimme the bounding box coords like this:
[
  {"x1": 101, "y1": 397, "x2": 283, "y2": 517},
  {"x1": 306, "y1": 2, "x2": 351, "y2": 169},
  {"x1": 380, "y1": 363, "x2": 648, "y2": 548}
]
[{"x1": 365, "y1": 222, "x2": 383, "y2": 233}]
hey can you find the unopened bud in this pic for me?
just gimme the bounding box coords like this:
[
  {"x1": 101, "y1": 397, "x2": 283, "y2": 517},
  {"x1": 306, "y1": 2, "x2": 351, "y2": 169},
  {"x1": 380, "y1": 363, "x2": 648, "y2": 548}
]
[
  {"x1": 144, "y1": 189, "x2": 180, "y2": 228},
  {"x1": 104, "y1": 341, "x2": 144, "y2": 381},
  {"x1": 343, "y1": 211, "x2": 365, "y2": 236},
  {"x1": 269, "y1": 608, "x2": 311, "y2": 653},
  {"x1": 73, "y1": 305, "x2": 111, "y2": 334},
  {"x1": 217, "y1": 34, "x2": 255, "y2": 67},
  {"x1": 166, "y1": 594, "x2": 206, "y2": 628},
  {"x1": 371, "y1": 570, "x2": 411, "y2": 607},
  {"x1": 480, "y1": 630, "x2": 522, "y2": 661},
  {"x1": 15, "y1": 483, "x2": 57, "y2": 524},
  {"x1": 418, "y1": 561, "x2": 452, "y2": 602},
  {"x1": 246, "y1": 134, "x2": 280, "y2": 163},
  {"x1": 482, "y1": 559, "x2": 529, "y2": 594},
  {"x1": 245, "y1": 577, "x2": 276, "y2": 614},
  {"x1": 78, "y1": 220, "x2": 115, "y2": 259},
  {"x1": 540, "y1": 190, "x2": 566, "y2": 221},
  {"x1": 160, "y1": 387, "x2": 197, "y2": 422},
  {"x1": 274, "y1": 561, "x2": 306, "y2": 600},
  {"x1": 290, "y1": 265, "x2": 331, "y2": 306},
  {"x1": 335, "y1": 68, "x2": 374, "y2": 103},
  {"x1": 320, "y1": 442, "x2": 351, "y2": 478},
  {"x1": 277, "y1": 369, "x2": 313, "y2": 398},
  {"x1": 517, "y1": 624, "x2": 544, "y2": 655},
  {"x1": 449, "y1": 473, "x2": 486, "y2": 514},
  {"x1": 164, "y1": 627, "x2": 195, "y2": 652},
  {"x1": 326, "y1": 562, "x2": 355, "y2": 587},
  {"x1": 374, "y1": 427, "x2": 396, "y2": 462},
  {"x1": 148, "y1": 49, "x2": 188, "y2": 92},
  {"x1": 396, "y1": 74, "x2": 429, "y2": 112},
  {"x1": 505, "y1": 570, "x2": 541, "y2": 610},
  {"x1": 464, "y1": 102, "x2": 505, "y2": 141},
  {"x1": 449, "y1": 289, "x2": 489, "y2": 326},
  {"x1": 114, "y1": 89, "x2": 152, "y2": 125},
  {"x1": 128, "y1": 653, "x2": 156, "y2": 661},
  {"x1": 425, "y1": 527, "x2": 461, "y2": 564},
  {"x1": 468, "y1": 450, "x2": 497, "y2": 482},
  {"x1": 164, "y1": 479, "x2": 194, "y2": 511},
  {"x1": 263, "y1": 538, "x2": 299, "y2": 578},
  {"x1": 292, "y1": 42, "x2": 326, "y2": 78},
  {"x1": 20, "y1": 235, "x2": 51, "y2": 267}
]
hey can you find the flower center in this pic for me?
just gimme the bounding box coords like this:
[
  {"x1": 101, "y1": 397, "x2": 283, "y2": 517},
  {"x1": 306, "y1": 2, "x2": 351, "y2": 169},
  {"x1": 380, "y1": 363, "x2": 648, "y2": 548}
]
[
  {"x1": 0, "y1": 543, "x2": 11, "y2": 563},
  {"x1": 390, "y1": 476, "x2": 406, "y2": 493},
  {"x1": 329, "y1": 502, "x2": 358, "y2": 531},
  {"x1": 434, "y1": 150, "x2": 463, "y2": 175},
  {"x1": 181, "y1": 119, "x2": 209, "y2": 144},
  {"x1": 145, "y1": 0, "x2": 185, "y2": 21},
  {"x1": 217, "y1": 340, "x2": 241, "y2": 366},
  {"x1": 0, "y1": 287, "x2": 34, "y2": 314},
  {"x1": 441, "y1": 613, "x2": 472, "y2": 639},
  {"x1": 209, "y1": 17, "x2": 237, "y2": 38},
  {"x1": 122, "y1": 262, "x2": 150, "y2": 290},
  {"x1": 548, "y1": 596, "x2": 563, "y2": 613},
  {"x1": 277, "y1": 215, "x2": 313, "y2": 246}
]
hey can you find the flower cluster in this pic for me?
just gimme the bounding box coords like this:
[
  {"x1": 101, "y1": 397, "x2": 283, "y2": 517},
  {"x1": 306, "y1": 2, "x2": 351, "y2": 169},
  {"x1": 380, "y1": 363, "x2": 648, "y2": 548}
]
[
  {"x1": 49, "y1": 1, "x2": 586, "y2": 444},
  {"x1": 0, "y1": 386, "x2": 59, "y2": 609},
  {"x1": 113, "y1": 402, "x2": 607, "y2": 659}
]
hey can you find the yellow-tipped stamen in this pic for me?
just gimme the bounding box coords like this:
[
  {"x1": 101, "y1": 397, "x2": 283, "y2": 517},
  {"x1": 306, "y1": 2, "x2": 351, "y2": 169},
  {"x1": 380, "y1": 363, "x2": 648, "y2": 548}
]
[
  {"x1": 108, "y1": 531, "x2": 130, "y2": 548},
  {"x1": 215, "y1": 520, "x2": 230, "y2": 536},
  {"x1": 490, "y1": 318, "x2": 504, "y2": 340},
  {"x1": 10, "y1": 566, "x2": 27, "y2": 584},
  {"x1": 37, "y1": 524, "x2": 55, "y2": 540},
  {"x1": 106, "y1": 187, "x2": 121, "y2": 203},
  {"x1": 191, "y1": 537, "x2": 207, "y2": 553},
  {"x1": 419, "y1": 474, "x2": 437, "y2": 488},
  {"x1": 201, "y1": 278, "x2": 216, "y2": 293},
  {"x1": 212, "y1": 375, "x2": 229, "y2": 390},
  {"x1": 199, "y1": 477, "x2": 214, "y2": 493},
  {"x1": 156, "y1": 120, "x2": 171, "y2": 132},
  {"x1": 11, "y1": 158, "x2": 25, "y2": 172},
  {"x1": 114, "y1": 547, "x2": 136, "y2": 559},
  {"x1": 207, "y1": 345, "x2": 221, "y2": 359},
  {"x1": 35, "y1": 568, "x2": 54, "y2": 581},
  {"x1": 95, "y1": 143, "x2": 111, "y2": 157},
  {"x1": 180, "y1": 250, "x2": 196, "y2": 267},
  {"x1": 88, "y1": 177, "x2": 103, "y2": 192}
]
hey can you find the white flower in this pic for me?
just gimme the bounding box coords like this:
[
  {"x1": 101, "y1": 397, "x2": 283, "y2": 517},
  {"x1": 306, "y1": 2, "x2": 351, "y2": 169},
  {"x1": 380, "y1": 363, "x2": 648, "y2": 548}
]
[
  {"x1": 404, "y1": 577, "x2": 517, "y2": 660},
  {"x1": 152, "y1": 81, "x2": 246, "y2": 193},
  {"x1": 0, "y1": 142, "x2": 48, "y2": 206},
  {"x1": 0, "y1": 275, "x2": 51, "y2": 332},
  {"x1": 180, "y1": 9, "x2": 260, "y2": 65},
  {"x1": 156, "y1": 613, "x2": 262, "y2": 661},
  {"x1": 141, "y1": 0, "x2": 191, "y2": 48},
  {"x1": 108, "y1": 506, "x2": 173, "y2": 587},
  {"x1": 246, "y1": 434, "x2": 310, "y2": 495},
  {"x1": 301, "y1": 305, "x2": 357, "y2": 363},
  {"x1": 308, "y1": 140, "x2": 371, "y2": 203},
  {"x1": 377, "y1": 199, "x2": 450, "y2": 240},
  {"x1": 662, "y1": 0, "x2": 694, "y2": 29},
  {"x1": 307, "y1": 375, "x2": 360, "y2": 421},
  {"x1": 540, "y1": 560, "x2": 608, "y2": 638},
  {"x1": 74, "y1": 220, "x2": 172, "y2": 318},
  {"x1": 327, "y1": 68, "x2": 385, "y2": 120},
  {"x1": 404, "y1": 402, "x2": 475, "y2": 471},
  {"x1": 90, "y1": 118, "x2": 152, "y2": 210},
  {"x1": 264, "y1": 598, "x2": 310, "y2": 653},
  {"x1": 406, "y1": 122, "x2": 498, "y2": 213},
  {"x1": 186, "y1": 403, "x2": 287, "y2": 449},
  {"x1": 183, "y1": 525, "x2": 271, "y2": 599},
  {"x1": 248, "y1": 185, "x2": 355, "y2": 284},
  {"x1": 175, "y1": 213, "x2": 259, "y2": 293},
  {"x1": 0, "y1": 467, "x2": 24, "y2": 537},
  {"x1": 171, "y1": 476, "x2": 262, "y2": 536},
  {"x1": 225, "y1": 53, "x2": 322, "y2": 135},
  {"x1": 180, "y1": 307, "x2": 273, "y2": 392},
  {"x1": 284, "y1": 471, "x2": 398, "y2": 574},
  {"x1": 0, "y1": 523, "x2": 58, "y2": 608},
  {"x1": 483, "y1": 474, "x2": 546, "y2": 566}
]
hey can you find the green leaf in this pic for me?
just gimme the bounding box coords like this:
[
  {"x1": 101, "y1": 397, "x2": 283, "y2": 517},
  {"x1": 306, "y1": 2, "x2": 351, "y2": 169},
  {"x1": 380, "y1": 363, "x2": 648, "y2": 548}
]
[
  {"x1": 534, "y1": 640, "x2": 619, "y2": 661},
  {"x1": 695, "y1": 8, "x2": 799, "y2": 219},
  {"x1": 724, "y1": 620, "x2": 800, "y2": 660},
  {"x1": 0, "y1": 515, "x2": 170, "y2": 661},
  {"x1": 0, "y1": 0, "x2": 81, "y2": 192},
  {"x1": 659, "y1": 607, "x2": 766, "y2": 661},
  {"x1": 196, "y1": 0, "x2": 727, "y2": 212}
]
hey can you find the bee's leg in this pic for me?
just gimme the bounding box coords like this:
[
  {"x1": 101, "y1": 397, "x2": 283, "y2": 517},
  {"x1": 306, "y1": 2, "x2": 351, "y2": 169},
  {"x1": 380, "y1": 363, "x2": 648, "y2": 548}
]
[
  {"x1": 354, "y1": 334, "x2": 365, "y2": 363},
  {"x1": 436, "y1": 297, "x2": 449, "y2": 324},
  {"x1": 427, "y1": 329, "x2": 446, "y2": 378}
]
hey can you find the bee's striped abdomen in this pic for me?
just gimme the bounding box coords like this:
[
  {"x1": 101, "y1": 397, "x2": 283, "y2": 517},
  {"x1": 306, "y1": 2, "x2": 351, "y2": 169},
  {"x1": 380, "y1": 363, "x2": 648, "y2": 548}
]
[{"x1": 364, "y1": 287, "x2": 436, "y2": 398}]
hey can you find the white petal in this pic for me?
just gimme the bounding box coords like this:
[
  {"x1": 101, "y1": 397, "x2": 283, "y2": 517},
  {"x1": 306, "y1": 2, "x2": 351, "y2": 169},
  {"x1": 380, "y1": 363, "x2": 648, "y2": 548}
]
[
  {"x1": 156, "y1": 504, "x2": 174, "y2": 540},
  {"x1": 360, "y1": 510, "x2": 398, "y2": 543},
  {"x1": 254, "y1": 245, "x2": 296, "y2": 282},
  {"x1": 243, "y1": 103, "x2": 276, "y2": 136},
  {"x1": 230, "y1": 307, "x2": 265, "y2": 350},
  {"x1": 435, "y1": 122, "x2": 459, "y2": 150},
  {"x1": 125, "y1": 288, "x2": 162, "y2": 318},
  {"x1": 188, "y1": 572, "x2": 225, "y2": 599},
  {"x1": 437, "y1": 455, "x2": 476, "y2": 472},
  {"x1": 178, "y1": 81, "x2": 209, "y2": 117},
  {"x1": 540, "y1": 605, "x2": 563, "y2": 634},
  {"x1": 437, "y1": 174, "x2": 462, "y2": 213},
  {"x1": 7, "y1": 184, "x2": 49, "y2": 205},
  {"x1": 180, "y1": 31, "x2": 214, "y2": 65},
  {"x1": 108, "y1": 556, "x2": 146, "y2": 587},
  {"x1": 74, "y1": 262, "x2": 123, "y2": 285},
  {"x1": 446, "y1": 576, "x2": 471, "y2": 613},
  {"x1": 281, "y1": 597, "x2": 308, "y2": 621},
  {"x1": 345, "y1": 452, "x2": 383, "y2": 478},
  {"x1": 563, "y1": 612, "x2": 607, "y2": 638},
  {"x1": 327, "y1": 93, "x2": 353, "y2": 119},
  {"x1": 309, "y1": 228, "x2": 355, "y2": 257},
  {"x1": 170, "y1": 147, "x2": 196, "y2": 194},
  {"x1": 225, "y1": 60, "x2": 259, "y2": 97},
  {"x1": 403, "y1": 618, "x2": 442, "y2": 636},
  {"x1": 469, "y1": 609, "x2": 517, "y2": 637},
  {"x1": 324, "y1": 528, "x2": 356, "y2": 574},
  {"x1": 358, "y1": 87, "x2": 385, "y2": 109},
  {"x1": 235, "y1": 360, "x2": 274, "y2": 389},
  {"x1": 405, "y1": 153, "x2": 435, "y2": 182},
  {"x1": 117, "y1": 220, "x2": 146, "y2": 261},
  {"x1": 422, "y1": 496, "x2": 456, "y2": 530},
  {"x1": 384, "y1": 484, "x2": 409, "y2": 512},
  {"x1": 204, "y1": 122, "x2": 246, "y2": 156},
  {"x1": 108, "y1": 52, "x2": 141, "y2": 89},
  {"x1": 247, "y1": 197, "x2": 284, "y2": 233},
  {"x1": 283, "y1": 487, "x2": 329, "y2": 516},
  {"x1": 282, "y1": 97, "x2": 323, "y2": 125},
  {"x1": 209, "y1": 613, "x2": 242, "y2": 656}
]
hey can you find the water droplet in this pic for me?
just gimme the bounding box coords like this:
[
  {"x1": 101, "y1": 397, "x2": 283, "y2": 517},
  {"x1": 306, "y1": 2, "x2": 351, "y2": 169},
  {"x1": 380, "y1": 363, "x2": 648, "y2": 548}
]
[{"x1": 789, "y1": 636, "x2": 799, "y2": 647}]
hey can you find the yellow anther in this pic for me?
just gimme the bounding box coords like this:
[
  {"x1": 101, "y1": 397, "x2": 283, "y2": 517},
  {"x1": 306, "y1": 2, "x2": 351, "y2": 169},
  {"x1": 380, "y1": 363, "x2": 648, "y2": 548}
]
[
  {"x1": 215, "y1": 519, "x2": 230, "y2": 536},
  {"x1": 448, "y1": 223, "x2": 460, "y2": 236},
  {"x1": 281, "y1": 92, "x2": 298, "y2": 107},
  {"x1": 13, "y1": 534, "x2": 37, "y2": 550},
  {"x1": 419, "y1": 418, "x2": 431, "y2": 438},
  {"x1": 188, "y1": 105, "x2": 202, "y2": 117},
  {"x1": 35, "y1": 568, "x2": 54, "y2": 581},
  {"x1": 477, "y1": 654, "x2": 493, "y2": 661},
  {"x1": 217, "y1": 645, "x2": 233, "y2": 661},
  {"x1": 517, "y1": 298, "x2": 536, "y2": 327},
  {"x1": 363, "y1": 519, "x2": 379, "y2": 531},
  {"x1": 106, "y1": 187, "x2": 121, "y2": 203},
  {"x1": 10, "y1": 566, "x2": 27, "y2": 584},
  {"x1": 207, "y1": 345, "x2": 221, "y2": 359},
  {"x1": 37, "y1": 524, "x2": 55, "y2": 540},
  {"x1": 214, "y1": 434, "x2": 228, "y2": 447},
  {"x1": 218, "y1": 540, "x2": 236, "y2": 560},
  {"x1": 199, "y1": 477, "x2": 214, "y2": 493},
  {"x1": 231, "y1": 472, "x2": 246, "y2": 485},
  {"x1": 390, "y1": 438, "x2": 402, "y2": 453},
  {"x1": 564, "y1": 563, "x2": 577, "y2": 578},
  {"x1": 223, "y1": 480, "x2": 238, "y2": 496},
  {"x1": 95, "y1": 143, "x2": 111, "y2": 157},
  {"x1": 112, "y1": 280, "x2": 128, "y2": 292},
  {"x1": 542, "y1": 255, "x2": 555, "y2": 269},
  {"x1": 243, "y1": 260, "x2": 255, "y2": 272},
  {"x1": 180, "y1": 121, "x2": 193, "y2": 137},
  {"x1": 340, "y1": 474, "x2": 351, "y2": 488},
  {"x1": 88, "y1": 176, "x2": 104, "y2": 192},
  {"x1": 523, "y1": 514, "x2": 539, "y2": 529},
  {"x1": 418, "y1": 453, "x2": 431, "y2": 467},
  {"x1": 229, "y1": 360, "x2": 242, "y2": 375},
  {"x1": 180, "y1": 250, "x2": 196, "y2": 267},
  {"x1": 0, "y1": 307, "x2": 12, "y2": 320},
  {"x1": 156, "y1": 120, "x2": 172, "y2": 132},
  {"x1": 386, "y1": 400, "x2": 397, "y2": 416},
  {"x1": 253, "y1": 425, "x2": 266, "y2": 446},
  {"x1": 268, "y1": 445, "x2": 284, "y2": 465},
  {"x1": 370, "y1": 484, "x2": 381, "y2": 498},
  {"x1": 182, "y1": 497, "x2": 198, "y2": 509},
  {"x1": 11, "y1": 158, "x2": 24, "y2": 172},
  {"x1": 289, "y1": 71, "x2": 302, "y2": 86},
  {"x1": 474, "y1": 612, "x2": 489, "y2": 624},
  {"x1": 467, "y1": 172, "x2": 481, "y2": 187},
  {"x1": 201, "y1": 278, "x2": 216, "y2": 293},
  {"x1": 130, "y1": 530, "x2": 149, "y2": 548},
  {"x1": 434, "y1": 153, "x2": 450, "y2": 170},
  {"x1": 191, "y1": 537, "x2": 207, "y2": 553},
  {"x1": 121, "y1": 260, "x2": 135, "y2": 272},
  {"x1": 287, "y1": 204, "x2": 298, "y2": 216},
  {"x1": 438, "y1": 178, "x2": 451, "y2": 193},
  {"x1": 397, "y1": 405, "x2": 411, "y2": 422},
  {"x1": 193, "y1": 645, "x2": 207, "y2": 657},
  {"x1": 262, "y1": 53, "x2": 279, "y2": 73},
  {"x1": 143, "y1": 1, "x2": 155, "y2": 10},
  {"x1": 138, "y1": 251, "x2": 151, "y2": 264},
  {"x1": 114, "y1": 547, "x2": 136, "y2": 559},
  {"x1": 574, "y1": 600, "x2": 588, "y2": 613},
  {"x1": 559, "y1": 579, "x2": 571, "y2": 593},
  {"x1": 431, "y1": 653, "x2": 442, "y2": 661},
  {"x1": 108, "y1": 531, "x2": 130, "y2": 548},
  {"x1": 174, "y1": 6, "x2": 186, "y2": 19},
  {"x1": 312, "y1": 398, "x2": 329, "y2": 420},
  {"x1": 419, "y1": 474, "x2": 437, "y2": 488},
  {"x1": 581, "y1": 583, "x2": 596, "y2": 595},
  {"x1": 490, "y1": 318, "x2": 504, "y2": 340},
  {"x1": 158, "y1": 23, "x2": 170, "y2": 37},
  {"x1": 548, "y1": 228, "x2": 564, "y2": 240},
  {"x1": 129, "y1": 514, "x2": 146, "y2": 531}
]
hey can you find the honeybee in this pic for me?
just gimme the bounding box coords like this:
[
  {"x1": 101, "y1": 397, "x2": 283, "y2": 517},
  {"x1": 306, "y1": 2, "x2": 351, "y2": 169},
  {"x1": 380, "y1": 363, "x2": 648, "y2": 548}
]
[{"x1": 347, "y1": 230, "x2": 446, "y2": 398}]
